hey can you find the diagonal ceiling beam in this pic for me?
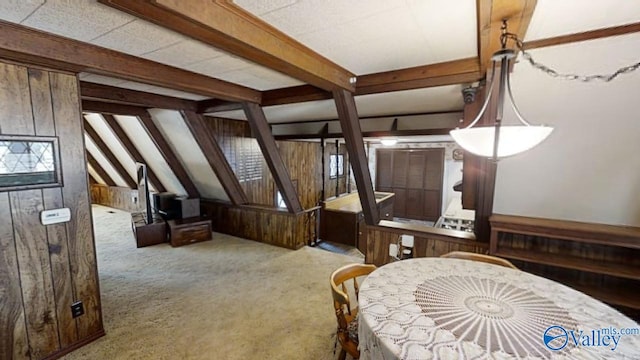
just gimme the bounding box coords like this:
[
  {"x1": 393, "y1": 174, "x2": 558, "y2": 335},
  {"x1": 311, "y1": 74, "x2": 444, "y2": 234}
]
[
  {"x1": 477, "y1": 0, "x2": 537, "y2": 74},
  {"x1": 100, "y1": 114, "x2": 167, "y2": 193},
  {"x1": 242, "y1": 102, "x2": 303, "y2": 213},
  {"x1": 80, "y1": 81, "x2": 198, "y2": 111},
  {"x1": 86, "y1": 152, "x2": 116, "y2": 187},
  {"x1": 84, "y1": 118, "x2": 137, "y2": 189},
  {"x1": 100, "y1": 0, "x2": 355, "y2": 92},
  {"x1": 137, "y1": 111, "x2": 200, "y2": 198},
  {"x1": 0, "y1": 20, "x2": 260, "y2": 102},
  {"x1": 181, "y1": 111, "x2": 249, "y2": 206}
]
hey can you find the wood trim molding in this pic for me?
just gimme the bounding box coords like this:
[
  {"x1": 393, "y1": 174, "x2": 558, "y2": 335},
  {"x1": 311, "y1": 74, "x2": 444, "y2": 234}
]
[
  {"x1": 477, "y1": 0, "x2": 537, "y2": 74},
  {"x1": 86, "y1": 152, "x2": 115, "y2": 186},
  {"x1": 242, "y1": 102, "x2": 303, "y2": 213},
  {"x1": 84, "y1": 118, "x2": 136, "y2": 188},
  {"x1": 100, "y1": 114, "x2": 167, "y2": 193},
  {"x1": 100, "y1": 0, "x2": 355, "y2": 91},
  {"x1": 80, "y1": 81, "x2": 198, "y2": 111},
  {"x1": 137, "y1": 111, "x2": 200, "y2": 198},
  {"x1": 332, "y1": 89, "x2": 379, "y2": 225},
  {"x1": 524, "y1": 22, "x2": 640, "y2": 50},
  {"x1": 181, "y1": 110, "x2": 249, "y2": 205},
  {"x1": 0, "y1": 20, "x2": 260, "y2": 102},
  {"x1": 274, "y1": 128, "x2": 453, "y2": 141}
]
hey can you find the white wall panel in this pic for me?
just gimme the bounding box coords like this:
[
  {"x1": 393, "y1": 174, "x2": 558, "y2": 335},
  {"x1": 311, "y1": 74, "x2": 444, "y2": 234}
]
[
  {"x1": 114, "y1": 115, "x2": 187, "y2": 196},
  {"x1": 85, "y1": 135, "x2": 128, "y2": 187},
  {"x1": 494, "y1": 33, "x2": 640, "y2": 226}
]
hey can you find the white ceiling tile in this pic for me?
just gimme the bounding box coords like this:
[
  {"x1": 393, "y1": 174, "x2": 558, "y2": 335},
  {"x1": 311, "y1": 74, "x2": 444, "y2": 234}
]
[
  {"x1": 22, "y1": 0, "x2": 134, "y2": 41},
  {"x1": 215, "y1": 65, "x2": 302, "y2": 90},
  {"x1": 141, "y1": 86, "x2": 209, "y2": 101},
  {"x1": 526, "y1": 0, "x2": 640, "y2": 41},
  {"x1": 0, "y1": 0, "x2": 44, "y2": 23},
  {"x1": 92, "y1": 18, "x2": 186, "y2": 55},
  {"x1": 234, "y1": 0, "x2": 299, "y2": 15},
  {"x1": 141, "y1": 39, "x2": 226, "y2": 67},
  {"x1": 109, "y1": 81, "x2": 155, "y2": 92},
  {"x1": 185, "y1": 55, "x2": 254, "y2": 77}
]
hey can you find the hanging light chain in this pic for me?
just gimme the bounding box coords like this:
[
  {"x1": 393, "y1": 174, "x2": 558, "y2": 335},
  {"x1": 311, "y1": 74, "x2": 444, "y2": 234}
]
[{"x1": 502, "y1": 32, "x2": 640, "y2": 82}]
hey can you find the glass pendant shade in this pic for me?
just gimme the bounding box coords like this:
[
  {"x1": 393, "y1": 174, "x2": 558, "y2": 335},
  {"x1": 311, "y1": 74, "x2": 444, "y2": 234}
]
[{"x1": 450, "y1": 125, "x2": 553, "y2": 158}]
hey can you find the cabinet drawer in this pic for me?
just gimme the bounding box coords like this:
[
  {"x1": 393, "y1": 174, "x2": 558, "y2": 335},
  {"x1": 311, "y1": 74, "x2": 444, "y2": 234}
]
[{"x1": 170, "y1": 222, "x2": 211, "y2": 247}]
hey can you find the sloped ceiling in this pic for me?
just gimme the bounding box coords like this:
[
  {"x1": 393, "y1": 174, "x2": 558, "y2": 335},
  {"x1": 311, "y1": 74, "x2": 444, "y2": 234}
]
[{"x1": 84, "y1": 134, "x2": 128, "y2": 187}]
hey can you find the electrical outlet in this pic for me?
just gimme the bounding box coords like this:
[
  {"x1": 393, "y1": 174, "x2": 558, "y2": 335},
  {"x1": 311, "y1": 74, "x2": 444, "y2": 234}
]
[{"x1": 70, "y1": 301, "x2": 84, "y2": 318}]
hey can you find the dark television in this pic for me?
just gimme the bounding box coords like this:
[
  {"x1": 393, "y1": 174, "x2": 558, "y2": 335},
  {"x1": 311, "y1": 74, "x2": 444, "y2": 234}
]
[{"x1": 136, "y1": 162, "x2": 153, "y2": 225}]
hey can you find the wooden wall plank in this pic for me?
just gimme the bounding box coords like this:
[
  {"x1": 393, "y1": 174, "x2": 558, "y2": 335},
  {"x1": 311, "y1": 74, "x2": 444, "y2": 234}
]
[
  {"x1": 10, "y1": 190, "x2": 60, "y2": 359},
  {"x1": 0, "y1": 192, "x2": 30, "y2": 360},
  {"x1": 50, "y1": 72, "x2": 103, "y2": 339},
  {"x1": 42, "y1": 188, "x2": 78, "y2": 348},
  {"x1": 0, "y1": 62, "x2": 34, "y2": 134},
  {"x1": 28, "y1": 69, "x2": 55, "y2": 136},
  {"x1": 89, "y1": 184, "x2": 139, "y2": 212}
]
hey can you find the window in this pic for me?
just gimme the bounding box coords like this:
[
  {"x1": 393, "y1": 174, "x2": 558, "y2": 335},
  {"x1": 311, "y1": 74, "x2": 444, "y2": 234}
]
[
  {"x1": 329, "y1": 154, "x2": 344, "y2": 178},
  {"x1": 227, "y1": 138, "x2": 263, "y2": 183},
  {"x1": 0, "y1": 136, "x2": 61, "y2": 191},
  {"x1": 275, "y1": 180, "x2": 298, "y2": 209}
]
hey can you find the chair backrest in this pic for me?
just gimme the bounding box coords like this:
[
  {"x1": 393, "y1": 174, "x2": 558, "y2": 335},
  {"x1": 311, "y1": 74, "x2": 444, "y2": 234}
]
[
  {"x1": 330, "y1": 263, "x2": 377, "y2": 358},
  {"x1": 440, "y1": 251, "x2": 518, "y2": 269}
]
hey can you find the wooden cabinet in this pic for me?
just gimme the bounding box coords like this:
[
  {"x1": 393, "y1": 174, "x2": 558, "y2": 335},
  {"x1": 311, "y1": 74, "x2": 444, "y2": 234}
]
[
  {"x1": 132, "y1": 213, "x2": 167, "y2": 248},
  {"x1": 320, "y1": 192, "x2": 394, "y2": 251},
  {"x1": 489, "y1": 214, "x2": 640, "y2": 311},
  {"x1": 167, "y1": 217, "x2": 212, "y2": 247}
]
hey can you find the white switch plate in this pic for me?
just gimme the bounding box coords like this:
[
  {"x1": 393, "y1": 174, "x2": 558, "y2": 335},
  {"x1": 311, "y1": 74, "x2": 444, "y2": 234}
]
[{"x1": 40, "y1": 208, "x2": 71, "y2": 225}]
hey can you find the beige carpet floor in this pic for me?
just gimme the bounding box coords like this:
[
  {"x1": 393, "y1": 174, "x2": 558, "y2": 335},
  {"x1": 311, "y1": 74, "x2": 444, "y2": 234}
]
[{"x1": 63, "y1": 205, "x2": 363, "y2": 360}]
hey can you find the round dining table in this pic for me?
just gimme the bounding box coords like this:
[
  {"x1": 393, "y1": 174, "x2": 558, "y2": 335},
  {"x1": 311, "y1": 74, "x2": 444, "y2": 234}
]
[{"x1": 357, "y1": 258, "x2": 640, "y2": 359}]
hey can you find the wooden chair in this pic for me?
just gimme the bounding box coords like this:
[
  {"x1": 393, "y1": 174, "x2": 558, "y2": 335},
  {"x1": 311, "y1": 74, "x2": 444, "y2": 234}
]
[
  {"x1": 330, "y1": 263, "x2": 377, "y2": 360},
  {"x1": 440, "y1": 251, "x2": 518, "y2": 269}
]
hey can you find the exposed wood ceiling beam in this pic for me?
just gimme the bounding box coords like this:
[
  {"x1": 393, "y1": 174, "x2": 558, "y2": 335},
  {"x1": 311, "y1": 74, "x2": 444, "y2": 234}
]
[
  {"x1": 243, "y1": 58, "x2": 482, "y2": 110},
  {"x1": 356, "y1": 57, "x2": 481, "y2": 95},
  {"x1": 181, "y1": 110, "x2": 249, "y2": 206},
  {"x1": 197, "y1": 99, "x2": 243, "y2": 114},
  {"x1": 333, "y1": 89, "x2": 379, "y2": 225},
  {"x1": 242, "y1": 102, "x2": 303, "y2": 213},
  {"x1": 524, "y1": 22, "x2": 640, "y2": 50},
  {"x1": 477, "y1": 0, "x2": 537, "y2": 74},
  {"x1": 274, "y1": 128, "x2": 453, "y2": 141},
  {"x1": 0, "y1": 20, "x2": 260, "y2": 102},
  {"x1": 137, "y1": 111, "x2": 200, "y2": 198},
  {"x1": 100, "y1": 0, "x2": 355, "y2": 92},
  {"x1": 100, "y1": 114, "x2": 167, "y2": 193},
  {"x1": 80, "y1": 81, "x2": 197, "y2": 111},
  {"x1": 84, "y1": 119, "x2": 137, "y2": 189},
  {"x1": 82, "y1": 100, "x2": 148, "y2": 116},
  {"x1": 86, "y1": 152, "x2": 116, "y2": 186}
]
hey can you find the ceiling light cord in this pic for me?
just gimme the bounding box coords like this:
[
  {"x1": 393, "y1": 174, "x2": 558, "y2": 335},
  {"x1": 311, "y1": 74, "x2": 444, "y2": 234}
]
[{"x1": 502, "y1": 32, "x2": 640, "y2": 82}]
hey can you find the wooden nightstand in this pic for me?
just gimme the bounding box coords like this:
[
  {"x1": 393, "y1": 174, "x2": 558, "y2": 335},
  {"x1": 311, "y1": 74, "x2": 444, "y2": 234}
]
[{"x1": 167, "y1": 217, "x2": 212, "y2": 247}]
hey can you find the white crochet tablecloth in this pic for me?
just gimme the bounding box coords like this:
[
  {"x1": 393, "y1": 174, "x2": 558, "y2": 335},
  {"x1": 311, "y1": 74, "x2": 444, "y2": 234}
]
[{"x1": 358, "y1": 258, "x2": 640, "y2": 359}]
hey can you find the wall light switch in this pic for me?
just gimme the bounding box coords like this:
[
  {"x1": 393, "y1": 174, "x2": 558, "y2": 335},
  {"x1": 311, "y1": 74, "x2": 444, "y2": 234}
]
[{"x1": 40, "y1": 208, "x2": 71, "y2": 225}]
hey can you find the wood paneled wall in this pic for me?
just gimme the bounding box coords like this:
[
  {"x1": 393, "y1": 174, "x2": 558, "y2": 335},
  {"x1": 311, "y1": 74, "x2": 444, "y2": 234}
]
[
  {"x1": 0, "y1": 61, "x2": 102, "y2": 359},
  {"x1": 364, "y1": 221, "x2": 484, "y2": 267},
  {"x1": 90, "y1": 184, "x2": 138, "y2": 212},
  {"x1": 201, "y1": 200, "x2": 318, "y2": 249},
  {"x1": 323, "y1": 142, "x2": 349, "y2": 199},
  {"x1": 204, "y1": 116, "x2": 322, "y2": 209}
]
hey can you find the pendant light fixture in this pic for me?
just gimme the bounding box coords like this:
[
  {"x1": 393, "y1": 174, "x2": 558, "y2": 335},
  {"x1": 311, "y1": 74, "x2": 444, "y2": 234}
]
[{"x1": 450, "y1": 20, "x2": 553, "y2": 160}]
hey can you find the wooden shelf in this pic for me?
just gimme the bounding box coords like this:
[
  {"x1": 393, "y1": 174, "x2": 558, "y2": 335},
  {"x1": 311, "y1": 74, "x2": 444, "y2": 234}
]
[
  {"x1": 489, "y1": 214, "x2": 640, "y2": 311},
  {"x1": 496, "y1": 248, "x2": 640, "y2": 281}
]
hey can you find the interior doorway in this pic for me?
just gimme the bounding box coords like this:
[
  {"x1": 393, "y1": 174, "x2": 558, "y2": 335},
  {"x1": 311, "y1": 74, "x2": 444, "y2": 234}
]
[{"x1": 375, "y1": 148, "x2": 444, "y2": 222}]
